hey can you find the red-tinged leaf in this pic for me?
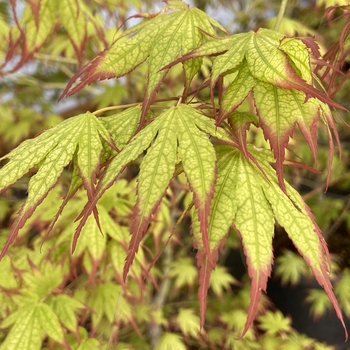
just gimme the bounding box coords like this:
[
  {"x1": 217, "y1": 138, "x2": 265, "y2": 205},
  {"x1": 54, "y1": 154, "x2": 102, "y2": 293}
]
[
  {"x1": 279, "y1": 37, "x2": 314, "y2": 84},
  {"x1": 191, "y1": 206, "x2": 216, "y2": 329},
  {"x1": 231, "y1": 154, "x2": 275, "y2": 336},
  {"x1": 253, "y1": 81, "x2": 319, "y2": 190},
  {"x1": 211, "y1": 33, "x2": 251, "y2": 87},
  {"x1": 219, "y1": 61, "x2": 256, "y2": 124},
  {"x1": 176, "y1": 105, "x2": 217, "y2": 267},
  {"x1": 61, "y1": 7, "x2": 224, "y2": 130},
  {"x1": 190, "y1": 145, "x2": 241, "y2": 328},
  {"x1": 264, "y1": 180, "x2": 348, "y2": 339},
  {"x1": 227, "y1": 112, "x2": 258, "y2": 158},
  {"x1": 0, "y1": 133, "x2": 80, "y2": 259},
  {"x1": 0, "y1": 113, "x2": 113, "y2": 258},
  {"x1": 319, "y1": 103, "x2": 342, "y2": 188},
  {"x1": 5, "y1": 0, "x2": 57, "y2": 72},
  {"x1": 250, "y1": 146, "x2": 348, "y2": 339},
  {"x1": 247, "y1": 28, "x2": 346, "y2": 111},
  {"x1": 58, "y1": 0, "x2": 87, "y2": 65},
  {"x1": 73, "y1": 113, "x2": 167, "y2": 253},
  {"x1": 196, "y1": 249, "x2": 219, "y2": 328},
  {"x1": 124, "y1": 109, "x2": 178, "y2": 280}
]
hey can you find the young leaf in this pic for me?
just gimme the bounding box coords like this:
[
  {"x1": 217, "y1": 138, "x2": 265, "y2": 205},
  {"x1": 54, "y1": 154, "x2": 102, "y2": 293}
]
[
  {"x1": 258, "y1": 311, "x2": 291, "y2": 335},
  {"x1": 155, "y1": 333, "x2": 187, "y2": 350},
  {"x1": 253, "y1": 81, "x2": 319, "y2": 189},
  {"x1": 48, "y1": 295, "x2": 84, "y2": 334},
  {"x1": 192, "y1": 144, "x2": 347, "y2": 338},
  {"x1": 0, "y1": 112, "x2": 113, "y2": 259},
  {"x1": 170, "y1": 257, "x2": 198, "y2": 289},
  {"x1": 76, "y1": 104, "x2": 221, "y2": 281},
  {"x1": 0, "y1": 303, "x2": 42, "y2": 350},
  {"x1": 60, "y1": 5, "x2": 225, "y2": 125},
  {"x1": 5, "y1": 0, "x2": 57, "y2": 71},
  {"x1": 176, "y1": 308, "x2": 200, "y2": 338},
  {"x1": 220, "y1": 61, "x2": 256, "y2": 123},
  {"x1": 36, "y1": 303, "x2": 65, "y2": 345}
]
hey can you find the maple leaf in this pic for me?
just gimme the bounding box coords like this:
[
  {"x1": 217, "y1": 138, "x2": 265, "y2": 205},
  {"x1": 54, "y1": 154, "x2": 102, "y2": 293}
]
[
  {"x1": 4, "y1": 0, "x2": 104, "y2": 71},
  {"x1": 167, "y1": 28, "x2": 345, "y2": 189},
  {"x1": 192, "y1": 144, "x2": 347, "y2": 338},
  {"x1": 0, "y1": 112, "x2": 114, "y2": 258},
  {"x1": 0, "y1": 301, "x2": 66, "y2": 350},
  {"x1": 60, "y1": 5, "x2": 226, "y2": 127},
  {"x1": 75, "y1": 104, "x2": 231, "y2": 281}
]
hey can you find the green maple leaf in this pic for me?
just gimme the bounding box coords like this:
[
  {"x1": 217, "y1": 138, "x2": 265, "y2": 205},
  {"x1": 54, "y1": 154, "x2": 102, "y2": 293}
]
[
  {"x1": 48, "y1": 295, "x2": 84, "y2": 335},
  {"x1": 192, "y1": 144, "x2": 346, "y2": 337},
  {"x1": 0, "y1": 112, "x2": 113, "y2": 258},
  {"x1": 258, "y1": 311, "x2": 291, "y2": 335},
  {"x1": 75, "y1": 104, "x2": 230, "y2": 280},
  {"x1": 0, "y1": 302, "x2": 65, "y2": 350},
  {"x1": 176, "y1": 309, "x2": 200, "y2": 338},
  {"x1": 155, "y1": 333, "x2": 186, "y2": 350},
  {"x1": 60, "y1": 4, "x2": 225, "y2": 125}
]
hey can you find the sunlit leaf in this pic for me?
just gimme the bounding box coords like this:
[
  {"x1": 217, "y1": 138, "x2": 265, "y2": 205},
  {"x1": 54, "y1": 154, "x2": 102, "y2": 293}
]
[
  {"x1": 176, "y1": 308, "x2": 200, "y2": 338},
  {"x1": 258, "y1": 311, "x2": 291, "y2": 335},
  {"x1": 0, "y1": 112, "x2": 113, "y2": 259},
  {"x1": 36, "y1": 303, "x2": 65, "y2": 345},
  {"x1": 155, "y1": 333, "x2": 186, "y2": 350}
]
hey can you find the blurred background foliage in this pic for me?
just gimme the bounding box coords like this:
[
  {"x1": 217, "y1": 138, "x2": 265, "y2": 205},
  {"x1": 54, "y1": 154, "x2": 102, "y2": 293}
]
[{"x1": 0, "y1": 0, "x2": 350, "y2": 349}]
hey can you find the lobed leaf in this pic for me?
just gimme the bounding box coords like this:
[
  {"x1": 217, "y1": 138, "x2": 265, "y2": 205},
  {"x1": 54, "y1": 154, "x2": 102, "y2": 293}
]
[
  {"x1": 126, "y1": 108, "x2": 178, "y2": 279},
  {"x1": 58, "y1": 0, "x2": 87, "y2": 63},
  {"x1": 61, "y1": 6, "x2": 224, "y2": 127},
  {"x1": 155, "y1": 333, "x2": 187, "y2": 350},
  {"x1": 0, "y1": 112, "x2": 113, "y2": 259},
  {"x1": 177, "y1": 308, "x2": 200, "y2": 338},
  {"x1": 246, "y1": 28, "x2": 344, "y2": 110},
  {"x1": 99, "y1": 106, "x2": 141, "y2": 149},
  {"x1": 36, "y1": 303, "x2": 65, "y2": 345},
  {"x1": 253, "y1": 81, "x2": 319, "y2": 189},
  {"x1": 5, "y1": 0, "x2": 57, "y2": 71},
  {"x1": 76, "y1": 104, "x2": 221, "y2": 282},
  {"x1": 49, "y1": 295, "x2": 84, "y2": 334},
  {"x1": 0, "y1": 304, "x2": 42, "y2": 350},
  {"x1": 220, "y1": 62, "x2": 256, "y2": 123},
  {"x1": 211, "y1": 33, "x2": 251, "y2": 86},
  {"x1": 253, "y1": 146, "x2": 348, "y2": 338}
]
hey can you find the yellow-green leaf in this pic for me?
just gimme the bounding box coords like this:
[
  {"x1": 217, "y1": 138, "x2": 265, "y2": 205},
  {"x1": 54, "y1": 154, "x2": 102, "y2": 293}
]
[
  {"x1": 0, "y1": 112, "x2": 113, "y2": 258},
  {"x1": 0, "y1": 303, "x2": 42, "y2": 350},
  {"x1": 155, "y1": 333, "x2": 186, "y2": 350},
  {"x1": 177, "y1": 308, "x2": 200, "y2": 338},
  {"x1": 36, "y1": 303, "x2": 65, "y2": 344},
  {"x1": 220, "y1": 61, "x2": 256, "y2": 122}
]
